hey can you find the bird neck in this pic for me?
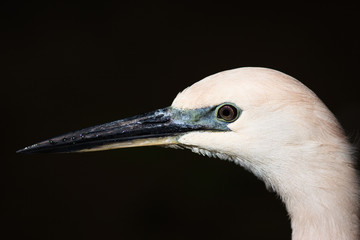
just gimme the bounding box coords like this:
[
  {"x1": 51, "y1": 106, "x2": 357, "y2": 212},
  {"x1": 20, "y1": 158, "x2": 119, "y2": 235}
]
[{"x1": 278, "y1": 148, "x2": 359, "y2": 240}]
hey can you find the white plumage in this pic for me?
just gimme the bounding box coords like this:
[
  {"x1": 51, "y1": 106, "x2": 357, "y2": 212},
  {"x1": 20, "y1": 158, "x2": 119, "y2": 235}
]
[
  {"x1": 173, "y1": 67, "x2": 359, "y2": 240},
  {"x1": 18, "y1": 67, "x2": 360, "y2": 239}
]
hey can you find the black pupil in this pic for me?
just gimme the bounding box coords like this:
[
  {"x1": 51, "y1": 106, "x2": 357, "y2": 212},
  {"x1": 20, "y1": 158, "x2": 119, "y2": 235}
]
[
  {"x1": 218, "y1": 105, "x2": 237, "y2": 121},
  {"x1": 222, "y1": 109, "x2": 230, "y2": 116}
]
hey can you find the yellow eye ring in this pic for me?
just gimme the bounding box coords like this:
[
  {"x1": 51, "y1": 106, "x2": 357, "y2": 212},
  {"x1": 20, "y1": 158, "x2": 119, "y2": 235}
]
[{"x1": 216, "y1": 103, "x2": 240, "y2": 122}]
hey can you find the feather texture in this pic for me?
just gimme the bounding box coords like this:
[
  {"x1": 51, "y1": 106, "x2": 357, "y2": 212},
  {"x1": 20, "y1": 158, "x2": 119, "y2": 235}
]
[{"x1": 172, "y1": 67, "x2": 359, "y2": 240}]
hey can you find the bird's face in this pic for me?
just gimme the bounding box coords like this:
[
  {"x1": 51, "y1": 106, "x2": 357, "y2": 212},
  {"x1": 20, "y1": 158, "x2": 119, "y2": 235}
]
[
  {"x1": 16, "y1": 103, "x2": 243, "y2": 154},
  {"x1": 171, "y1": 68, "x2": 312, "y2": 182},
  {"x1": 171, "y1": 68, "x2": 344, "y2": 193},
  {"x1": 18, "y1": 67, "x2": 338, "y2": 191}
]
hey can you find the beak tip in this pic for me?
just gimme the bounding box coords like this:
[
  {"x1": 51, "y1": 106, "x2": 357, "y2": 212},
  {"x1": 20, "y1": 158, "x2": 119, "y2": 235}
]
[
  {"x1": 16, "y1": 146, "x2": 34, "y2": 154},
  {"x1": 16, "y1": 143, "x2": 43, "y2": 154},
  {"x1": 16, "y1": 148, "x2": 27, "y2": 154}
]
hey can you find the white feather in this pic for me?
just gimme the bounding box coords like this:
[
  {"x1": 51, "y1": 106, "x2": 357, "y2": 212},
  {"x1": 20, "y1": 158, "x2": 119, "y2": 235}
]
[{"x1": 171, "y1": 67, "x2": 359, "y2": 240}]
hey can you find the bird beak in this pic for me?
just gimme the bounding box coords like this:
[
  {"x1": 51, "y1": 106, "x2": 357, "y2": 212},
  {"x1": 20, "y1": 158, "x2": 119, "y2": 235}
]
[{"x1": 16, "y1": 107, "x2": 212, "y2": 154}]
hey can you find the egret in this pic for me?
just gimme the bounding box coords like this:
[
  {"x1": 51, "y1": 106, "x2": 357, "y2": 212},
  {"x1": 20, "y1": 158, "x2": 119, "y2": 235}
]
[{"x1": 17, "y1": 67, "x2": 359, "y2": 239}]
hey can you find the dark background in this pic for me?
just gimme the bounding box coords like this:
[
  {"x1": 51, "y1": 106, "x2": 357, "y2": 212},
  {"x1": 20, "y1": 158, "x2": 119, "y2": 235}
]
[{"x1": 2, "y1": 1, "x2": 359, "y2": 240}]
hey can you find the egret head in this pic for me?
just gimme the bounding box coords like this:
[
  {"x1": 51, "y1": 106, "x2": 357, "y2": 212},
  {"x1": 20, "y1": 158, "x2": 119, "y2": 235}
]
[
  {"x1": 17, "y1": 67, "x2": 359, "y2": 239},
  {"x1": 172, "y1": 68, "x2": 349, "y2": 192},
  {"x1": 17, "y1": 67, "x2": 351, "y2": 193}
]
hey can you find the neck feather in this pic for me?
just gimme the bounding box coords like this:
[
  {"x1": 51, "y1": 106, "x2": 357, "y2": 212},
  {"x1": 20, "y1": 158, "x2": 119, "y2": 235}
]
[
  {"x1": 280, "y1": 148, "x2": 359, "y2": 240},
  {"x1": 178, "y1": 142, "x2": 359, "y2": 239}
]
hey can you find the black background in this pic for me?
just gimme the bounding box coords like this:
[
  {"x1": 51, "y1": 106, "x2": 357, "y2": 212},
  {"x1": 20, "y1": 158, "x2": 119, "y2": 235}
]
[{"x1": 2, "y1": 1, "x2": 359, "y2": 240}]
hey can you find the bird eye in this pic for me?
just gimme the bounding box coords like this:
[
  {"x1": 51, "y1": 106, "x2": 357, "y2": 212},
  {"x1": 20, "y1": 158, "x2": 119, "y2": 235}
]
[{"x1": 216, "y1": 104, "x2": 239, "y2": 122}]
